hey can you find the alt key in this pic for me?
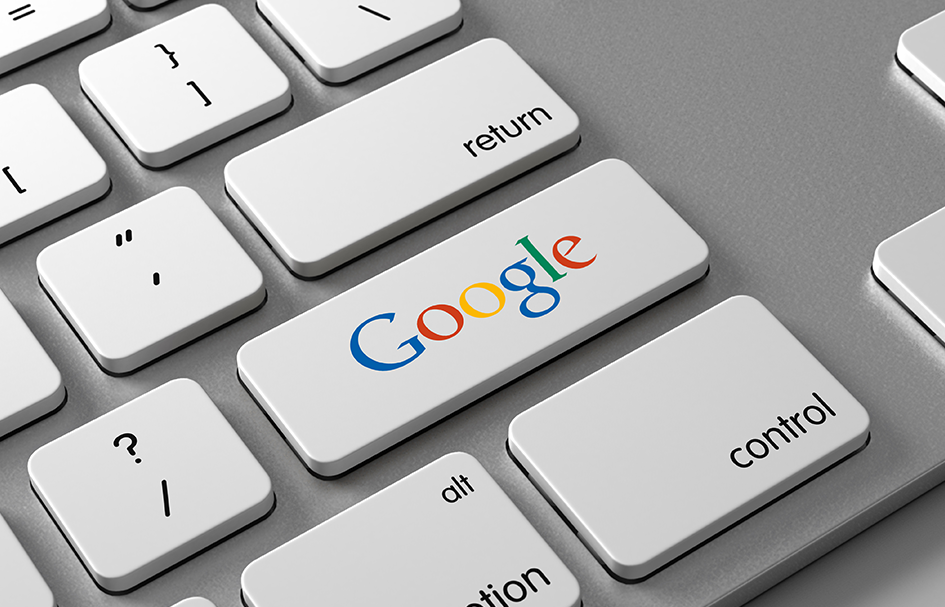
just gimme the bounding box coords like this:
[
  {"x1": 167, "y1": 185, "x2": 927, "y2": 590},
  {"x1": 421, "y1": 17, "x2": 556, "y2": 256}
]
[{"x1": 241, "y1": 452, "x2": 581, "y2": 607}]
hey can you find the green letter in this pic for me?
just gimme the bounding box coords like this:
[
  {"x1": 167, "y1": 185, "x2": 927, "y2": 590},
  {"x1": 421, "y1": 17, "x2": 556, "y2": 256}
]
[{"x1": 516, "y1": 235, "x2": 567, "y2": 282}]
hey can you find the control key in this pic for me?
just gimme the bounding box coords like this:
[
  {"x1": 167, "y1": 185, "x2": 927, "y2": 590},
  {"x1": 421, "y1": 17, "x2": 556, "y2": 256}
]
[{"x1": 509, "y1": 296, "x2": 871, "y2": 581}]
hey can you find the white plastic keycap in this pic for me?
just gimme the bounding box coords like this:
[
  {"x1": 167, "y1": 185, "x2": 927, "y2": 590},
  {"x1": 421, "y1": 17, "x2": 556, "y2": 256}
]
[
  {"x1": 171, "y1": 598, "x2": 215, "y2": 607},
  {"x1": 38, "y1": 187, "x2": 265, "y2": 375},
  {"x1": 0, "y1": 0, "x2": 109, "y2": 75},
  {"x1": 873, "y1": 206, "x2": 945, "y2": 338},
  {"x1": 509, "y1": 296, "x2": 871, "y2": 582},
  {"x1": 242, "y1": 452, "x2": 580, "y2": 607},
  {"x1": 79, "y1": 4, "x2": 290, "y2": 168},
  {"x1": 0, "y1": 289, "x2": 64, "y2": 440},
  {"x1": 238, "y1": 159, "x2": 708, "y2": 477},
  {"x1": 0, "y1": 513, "x2": 55, "y2": 607},
  {"x1": 259, "y1": 0, "x2": 462, "y2": 83},
  {"x1": 0, "y1": 84, "x2": 109, "y2": 246},
  {"x1": 225, "y1": 38, "x2": 580, "y2": 277},
  {"x1": 29, "y1": 379, "x2": 274, "y2": 593},
  {"x1": 898, "y1": 9, "x2": 945, "y2": 104}
]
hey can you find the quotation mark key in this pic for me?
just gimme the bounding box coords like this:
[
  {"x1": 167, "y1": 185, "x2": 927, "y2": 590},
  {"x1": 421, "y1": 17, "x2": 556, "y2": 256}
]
[{"x1": 8, "y1": 3, "x2": 35, "y2": 21}]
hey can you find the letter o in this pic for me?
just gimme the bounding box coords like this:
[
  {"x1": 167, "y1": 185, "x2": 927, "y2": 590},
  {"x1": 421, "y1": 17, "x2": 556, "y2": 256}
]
[
  {"x1": 804, "y1": 405, "x2": 827, "y2": 425},
  {"x1": 417, "y1": 304, "x2": 464, "y2": 341},
  {"x1": 503, "y1": 580, "x2": 528, "y2": 603},
  {"x1": 746, "y1": 439, "x2": 770, "y2": 459},
  {"x1": 460, "y1": 282, "x2": 506, "y2": 318}
]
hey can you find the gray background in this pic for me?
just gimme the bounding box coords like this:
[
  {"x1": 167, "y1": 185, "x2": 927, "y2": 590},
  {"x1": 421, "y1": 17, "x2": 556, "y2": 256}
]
[{"x1": 3, "y1": 0, "x2": 945, "y2": 605}]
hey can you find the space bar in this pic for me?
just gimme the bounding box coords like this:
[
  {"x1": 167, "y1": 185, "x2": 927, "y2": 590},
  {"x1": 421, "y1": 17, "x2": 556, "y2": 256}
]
[{"x1": 224, "y1": 38, "x2": 580, "y2": 278}]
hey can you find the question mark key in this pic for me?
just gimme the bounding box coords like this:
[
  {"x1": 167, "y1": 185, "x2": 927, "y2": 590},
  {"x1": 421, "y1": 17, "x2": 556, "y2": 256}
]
[{"x1": 27, "y1": 379, "x2": 274, "y2": 594}]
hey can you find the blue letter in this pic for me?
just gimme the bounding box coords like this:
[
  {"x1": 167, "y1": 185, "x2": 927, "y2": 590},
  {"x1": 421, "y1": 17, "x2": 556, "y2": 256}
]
[
  {"x1": 500, "y1": 259, "x2": 561, "y2": 318},
  {"x1": 350, "y1": 312, "x2": 426, "y2": 371}
]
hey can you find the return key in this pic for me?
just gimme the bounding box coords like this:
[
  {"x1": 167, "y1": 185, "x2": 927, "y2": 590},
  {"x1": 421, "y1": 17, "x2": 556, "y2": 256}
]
[{"x1": 225, "y1": 38, "x2": 579, "y2": 278}]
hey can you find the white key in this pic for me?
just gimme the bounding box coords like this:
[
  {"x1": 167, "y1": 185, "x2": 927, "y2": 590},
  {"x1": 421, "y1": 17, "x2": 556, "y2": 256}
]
[
  {"x1": 242, "y1": 452, "x2": 580, "y2": 607},
  {"x1": 508, "y1": 296, "x2": 871, "y2": 582},
  {"x1": 0, "y1": 0, "x2": 109, "y2": 76},
  {"x1": 171, "y1": 598, "x2": 215, "y2": 607},
  {"x1": 37, "y1": 187, "x2": 265, "y2": 375},
  {"x1": 0, "y1": 289, "x2": 64, "y2": 440},
  {"x1": 79, "y1": 4, "x2": 291, "y2": 169},
  {"x1": 29, "y1": 379, "x2": 274, "y2": 594},
  {"x1": 0, "y1": 84, "x2": 109, "y2": 246},
  {"x1": 873, "y1": 206, "x2": 945, "y2": 338},
  {"x1": 238, "y1": 159, "x2": 708, "y2": 477},
  {"x1": 225, "y1": 38, "x2": 580, "y2": 278},
  {"x1": 258, "y1": 0, "x2": 462, "y2": 83},
  {"x1": 0, "y1": 513, "x2": 55, "y2": 607},
  {"x1": 898, "y1": 9, "x2": 945, "y2": 104}
]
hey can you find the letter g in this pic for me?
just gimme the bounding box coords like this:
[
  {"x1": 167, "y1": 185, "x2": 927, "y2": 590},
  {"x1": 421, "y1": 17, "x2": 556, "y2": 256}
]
[{"x1": 350, "y1": 312, "x2": 426, "y2": 371}]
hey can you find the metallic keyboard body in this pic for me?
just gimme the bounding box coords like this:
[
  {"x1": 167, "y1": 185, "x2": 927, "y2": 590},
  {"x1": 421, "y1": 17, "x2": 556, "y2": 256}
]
[{"x1": 2, "y1": 1, "x2": 945, "y2": 606}]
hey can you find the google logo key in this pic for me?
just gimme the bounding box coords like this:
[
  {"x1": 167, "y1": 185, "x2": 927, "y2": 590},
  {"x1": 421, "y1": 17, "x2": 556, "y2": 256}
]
[
  {"x1": 237, "y1": 159, "x2": 709, "y2": 477},
  {"x1": 350, "y1": 235, "x2": 597, "y2": 371}
]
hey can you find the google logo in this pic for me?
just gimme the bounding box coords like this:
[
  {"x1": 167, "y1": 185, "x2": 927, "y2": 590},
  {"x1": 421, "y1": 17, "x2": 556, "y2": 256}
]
[{"x1": 350, "y1": 234, "x2": 597, "y2": 371}]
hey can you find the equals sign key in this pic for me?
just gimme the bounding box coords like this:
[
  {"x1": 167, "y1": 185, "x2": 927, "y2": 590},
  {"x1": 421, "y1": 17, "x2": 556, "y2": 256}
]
[{"x1": 8, "y1": 3, "x2": 36, "y2": 20}]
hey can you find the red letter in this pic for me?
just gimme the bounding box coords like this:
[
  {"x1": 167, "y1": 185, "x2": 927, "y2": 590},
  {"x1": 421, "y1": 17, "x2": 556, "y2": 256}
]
[
  {"x1": 417, "y1": 304, "x2": 464, "y2": 341},
  {"x1": 553, "y1": 235, "x2": 597, "y2": 269}
]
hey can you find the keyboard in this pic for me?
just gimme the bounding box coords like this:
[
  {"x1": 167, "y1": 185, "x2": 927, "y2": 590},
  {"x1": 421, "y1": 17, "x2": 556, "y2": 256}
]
[{"x1": 4, "y1": 2, "x2": 945, "y2": 607}]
